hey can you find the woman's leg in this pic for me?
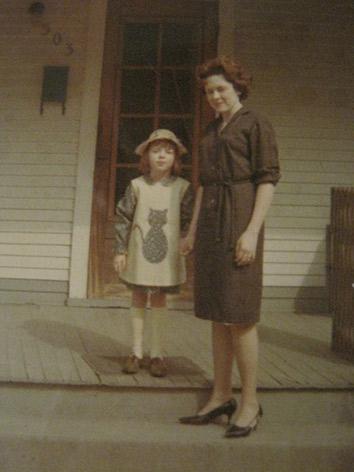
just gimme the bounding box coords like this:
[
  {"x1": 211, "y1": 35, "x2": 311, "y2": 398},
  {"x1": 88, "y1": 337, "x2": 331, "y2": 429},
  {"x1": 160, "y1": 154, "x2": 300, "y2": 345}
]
[
  {"x1": 198, "y1": 321, "x2": 234, "y2": 414},
  {"x1": 230, "y1": 323, "x2": 259, "y2": 426}
]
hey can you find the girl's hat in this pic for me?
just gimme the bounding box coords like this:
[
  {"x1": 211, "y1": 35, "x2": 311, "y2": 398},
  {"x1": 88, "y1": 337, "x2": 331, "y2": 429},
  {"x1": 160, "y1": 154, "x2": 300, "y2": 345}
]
[{"x1": 135, "y1": 129, "x2": 188, "y2": 156}]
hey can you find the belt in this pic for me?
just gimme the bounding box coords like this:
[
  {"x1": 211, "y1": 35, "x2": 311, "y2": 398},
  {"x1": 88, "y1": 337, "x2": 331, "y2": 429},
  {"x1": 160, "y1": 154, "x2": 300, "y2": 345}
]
[{"x1": 204, "y1": 178, "x2": 252, "y2": 249}]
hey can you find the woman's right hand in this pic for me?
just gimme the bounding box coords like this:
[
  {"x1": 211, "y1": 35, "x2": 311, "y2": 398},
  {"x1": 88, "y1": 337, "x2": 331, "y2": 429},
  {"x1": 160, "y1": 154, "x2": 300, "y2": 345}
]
[
  {"x1": 113, "y1": 254, "x2": 127, "y2": 273},
  {"x1": 234, "y1": 230, "x2": 258, "y2": 266}
]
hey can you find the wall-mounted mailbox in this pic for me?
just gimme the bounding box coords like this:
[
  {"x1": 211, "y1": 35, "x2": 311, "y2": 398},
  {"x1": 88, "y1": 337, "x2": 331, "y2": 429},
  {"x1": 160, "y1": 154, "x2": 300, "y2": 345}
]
[{"x1": 40, "y1": 65, "x2": 69, "y2": 114}]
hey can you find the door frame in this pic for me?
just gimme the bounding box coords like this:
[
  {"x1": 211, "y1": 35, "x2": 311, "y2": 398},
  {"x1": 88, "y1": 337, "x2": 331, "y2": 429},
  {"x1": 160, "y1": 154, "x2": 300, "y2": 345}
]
[{"x1": 88, "y1": 0, "x2": 218, "y2": 300}]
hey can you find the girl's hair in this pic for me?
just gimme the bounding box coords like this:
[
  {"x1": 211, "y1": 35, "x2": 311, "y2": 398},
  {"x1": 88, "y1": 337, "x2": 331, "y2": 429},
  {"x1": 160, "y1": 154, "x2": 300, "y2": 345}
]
[
  {"x1": 138, "y1": 139, "x2": 183, "y2": 175},
  {"x1": 196, "y1": 56, "x2": 252, "y2": 101}
]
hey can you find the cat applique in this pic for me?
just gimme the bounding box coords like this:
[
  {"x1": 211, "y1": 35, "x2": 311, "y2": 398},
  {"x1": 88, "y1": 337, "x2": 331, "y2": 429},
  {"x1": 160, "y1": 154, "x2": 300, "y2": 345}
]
[{"x1": 134, "y1": 208, "x2": 168, "y2": 263}]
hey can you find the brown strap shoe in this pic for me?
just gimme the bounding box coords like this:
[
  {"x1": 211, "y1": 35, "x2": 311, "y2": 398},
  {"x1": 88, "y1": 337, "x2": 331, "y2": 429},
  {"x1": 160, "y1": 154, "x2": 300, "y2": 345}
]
[
  {"x1": 122, "y1": 355, "x2": 141, "y2": 374},
  {"x1": 149, "y1": 357, "x2": 167, "y2": 377}
]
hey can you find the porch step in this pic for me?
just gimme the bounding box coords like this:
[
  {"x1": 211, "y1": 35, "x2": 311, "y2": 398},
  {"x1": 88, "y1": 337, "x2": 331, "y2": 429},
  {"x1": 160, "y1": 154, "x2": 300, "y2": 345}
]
[{"x1": 1, "y1": 385, "x2": 353, "y2": 472}]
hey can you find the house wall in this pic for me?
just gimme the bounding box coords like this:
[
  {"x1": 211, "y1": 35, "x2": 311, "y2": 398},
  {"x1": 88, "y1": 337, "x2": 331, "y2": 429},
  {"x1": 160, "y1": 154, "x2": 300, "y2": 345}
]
[
  {"x1": 227, "y1": 0, "x2": 354, "y2": 312},
  {"x1": 0, "y1": 0, "x2": 90, "y2": 303},
  {"x1": 1, "y1": 0, "x2": 353, "y2": 311}
]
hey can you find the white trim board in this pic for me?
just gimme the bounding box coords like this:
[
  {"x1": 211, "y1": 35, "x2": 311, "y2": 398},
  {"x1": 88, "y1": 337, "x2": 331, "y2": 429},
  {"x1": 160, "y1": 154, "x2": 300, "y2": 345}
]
[{"x1": 69, "y1": 0, "x2": 108, "y2": 299}]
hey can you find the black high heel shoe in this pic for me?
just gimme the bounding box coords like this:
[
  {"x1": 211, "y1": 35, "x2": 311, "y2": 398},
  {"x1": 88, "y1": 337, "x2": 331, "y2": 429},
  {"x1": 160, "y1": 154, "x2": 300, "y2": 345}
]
[
  {"x1": 179, "y1": 398, "x2": 237, "y2": 425},
  {"x1": 224, "y1": 405, "x2": 263, "y2": 438}
]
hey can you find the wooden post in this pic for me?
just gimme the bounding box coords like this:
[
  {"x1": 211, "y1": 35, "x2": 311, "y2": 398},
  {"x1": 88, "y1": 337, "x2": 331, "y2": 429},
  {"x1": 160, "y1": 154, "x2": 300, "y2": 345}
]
[{"x1": 329, "y1": 187, "x2": 354, "y2": 360}]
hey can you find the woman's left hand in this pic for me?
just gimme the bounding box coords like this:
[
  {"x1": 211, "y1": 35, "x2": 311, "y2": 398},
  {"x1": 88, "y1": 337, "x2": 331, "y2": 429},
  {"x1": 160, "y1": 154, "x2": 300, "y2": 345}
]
[{"x1": 234, "y1": 230, "x2": 258, "y2": 266}]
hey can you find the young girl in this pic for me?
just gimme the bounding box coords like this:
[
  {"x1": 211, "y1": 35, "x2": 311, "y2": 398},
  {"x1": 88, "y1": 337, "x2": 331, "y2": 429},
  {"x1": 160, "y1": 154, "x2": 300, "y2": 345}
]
[{"x1": 113, "y1": 129, "x2": 194, "y2": 377}]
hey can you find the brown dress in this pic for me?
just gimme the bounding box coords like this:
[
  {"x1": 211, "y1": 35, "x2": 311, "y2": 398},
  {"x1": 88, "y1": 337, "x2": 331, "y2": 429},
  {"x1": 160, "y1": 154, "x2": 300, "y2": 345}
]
[{"x1": 194, "y1": 107, "x2": 281, "y2": 324}]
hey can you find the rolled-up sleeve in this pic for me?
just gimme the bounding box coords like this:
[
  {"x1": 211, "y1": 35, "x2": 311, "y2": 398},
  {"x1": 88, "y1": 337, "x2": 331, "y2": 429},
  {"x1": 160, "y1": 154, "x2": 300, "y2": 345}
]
[
  {"x1": 250, "y1": 116, "x2": 281, "y2": 186},
  {"x1": 114, "y1": 183, "x2": 137, "y2": 254}
]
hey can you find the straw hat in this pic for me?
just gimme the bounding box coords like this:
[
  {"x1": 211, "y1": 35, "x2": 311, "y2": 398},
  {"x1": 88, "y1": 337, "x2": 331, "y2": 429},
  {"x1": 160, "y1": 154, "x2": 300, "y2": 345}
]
[{"x1": 135, "y1": 129, "x2": 188, "y2": 156}]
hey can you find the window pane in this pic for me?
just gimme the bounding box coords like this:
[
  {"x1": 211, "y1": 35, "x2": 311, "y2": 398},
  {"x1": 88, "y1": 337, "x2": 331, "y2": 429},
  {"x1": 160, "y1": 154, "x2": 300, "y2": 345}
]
[
  {"x1": 161, "y1": 24, "x2": 197, "y2": 66},
  {"x1": 121, "y1": 70, "x2": 156, "y2": 113},
  {"x1": 118, "y1": 119, "x2": 154, "y2": 164},
  {"x1": 122, "y1": 24, "x2": 158, "y2": 66},
  {"x1": 115, "y1": 167, "x2": 140, "y2": 205},
  {"x1": 159, "y1": 118, "x2": 193, "y2": 165},
  {"x1": 160, "y1": 69, "x2": 193, "y2": 114}
]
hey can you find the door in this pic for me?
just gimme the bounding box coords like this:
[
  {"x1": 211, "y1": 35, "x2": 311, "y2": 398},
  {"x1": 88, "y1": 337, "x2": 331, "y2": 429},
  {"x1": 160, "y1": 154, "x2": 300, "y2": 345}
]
[{"x1": 89, "y1": 0, "x2": 217, "y2": 300}]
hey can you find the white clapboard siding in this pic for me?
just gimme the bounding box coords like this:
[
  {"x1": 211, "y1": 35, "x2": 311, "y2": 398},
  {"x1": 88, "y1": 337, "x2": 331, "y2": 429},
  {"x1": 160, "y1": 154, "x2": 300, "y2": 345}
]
[
  {"x1": 0, "y1": 0, "x2": 88, "y2": 290},
  {"x1": 235, "y1": 0, "x2": 354, "y2": 310},
  {"x1": 0, "y1": 99, "x2": 82, "y2": 119},
  {"x1": 273, "y1": 194, "x2": 330, "y2": 206},
  {"x1": 266, "y1": 228, "x2": 324, "y2": 240},
  {"x1": 265, "y1": 240, "x2": 325, "y2": 252},
  {"x1": 0, "y1": 255, "x2": 69, "y2": 270},
  {"x1": 0, "y1": 187, "x2": 75, "y2": 199},
  {"x1": 275, "y1": 127, "x2": 354, "y2": 141},
  {"x1": 278, "y1": 139, "x2": 354, "y2": 152},
  {"x1": 281, "y1": 161, "x2": 354, "y2": 173},
  {"x1": 0, "y1": 165, "x2": 77, "y2": 176},
  {"x1": 275, "y1": 183, "x2": 333, "y2": 195},
  {"x1": 0, "y1": 245, "x2": 70, "y2": 257},
  {"x1": 264, "y1": 264, "x2": 325, "y2": 276},
  {"x1": 278, "y1": 149, "x2": 353, "y2": 162},
  {"x1": 1, "y1": 132, "x2": 79, "y2": 145},
  {"x1": 0, "y1": 176, "x2": 76, "y2": 187},
  {"x1": 0, "y1": 233, "x2": 71, "y2": 245},
  {"x1": 0, "y1": 268, "x2": 68, "y2": 281},
  {"x1": 0, "y1": 119, "x2": 80, "y2": 132},
  {"x1": 0, "y1": 198, "x2": 74, "y2": 210},
  {"x1": 269, "y1": 206, "x2": 329, "y2": 218},
  {"x1": 0, "y1": 210, "x2": 73, "y2": 222},
  {"x1": 0, "y1": 142, "x2": 79, "y2": 154},
  {"x1": 267, "y1": 217, "x2": 328, "y2": 229},
  {"x1": 0, "y1": 153, "x2": 78, "y2": 165},
  {"x1": 264, "y1": 275, "x2": 325, "y2": 287},
  {"x1": 0, "y1": 222, "x2": 72, "y2": 234},
  {"x1": 279, "y1": 172, "x2": 353, "y2": 185},
  {"x1": 264, "y1": 253, "x2": 326, "y2": 264}
]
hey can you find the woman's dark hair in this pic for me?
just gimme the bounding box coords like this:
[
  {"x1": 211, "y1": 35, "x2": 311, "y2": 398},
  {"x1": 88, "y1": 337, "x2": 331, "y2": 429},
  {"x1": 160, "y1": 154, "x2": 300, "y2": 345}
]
[
  {"x1": 196, "y1": 56, "x2": 252, "y2": 101},
  {"x1": 138, "y1": 139, "x2": 182, "y2": 176}
]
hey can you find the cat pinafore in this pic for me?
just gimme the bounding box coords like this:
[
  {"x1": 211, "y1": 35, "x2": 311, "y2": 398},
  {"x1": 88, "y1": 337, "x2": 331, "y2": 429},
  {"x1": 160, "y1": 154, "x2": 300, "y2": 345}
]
[{"x1": 115, "y1": 175, "x2": 193, "y2": 290}]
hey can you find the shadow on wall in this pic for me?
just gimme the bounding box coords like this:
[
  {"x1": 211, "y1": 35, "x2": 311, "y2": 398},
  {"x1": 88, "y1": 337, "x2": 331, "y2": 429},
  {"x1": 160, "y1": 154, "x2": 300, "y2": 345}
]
[{"x1": 294, "y1": 236, "x2": 329, "y2": 314}]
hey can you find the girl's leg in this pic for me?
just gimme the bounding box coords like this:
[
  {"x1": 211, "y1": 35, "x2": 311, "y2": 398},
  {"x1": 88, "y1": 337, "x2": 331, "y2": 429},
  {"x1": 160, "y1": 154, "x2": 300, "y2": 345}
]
[
  {"x1": 198, "y1": 322, "x2": 234, "y2": 414},
  {"x1": 149, "y1": 291, "x2": 167, "y2": 376},
  {"x1": 230, "y1": 323, "x2": 259, "y2": 426},
  {"x1": 149, "y1": 291, "x2": 167, "y2": 359},
  {"x1": 130, "y1": 289, "x2": 148, "y2": 359}
]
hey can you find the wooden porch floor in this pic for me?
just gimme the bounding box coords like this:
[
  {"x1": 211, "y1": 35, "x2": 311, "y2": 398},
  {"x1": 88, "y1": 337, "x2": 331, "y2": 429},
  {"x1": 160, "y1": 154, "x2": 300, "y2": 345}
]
[{"x1": 0, "y1": 304, "x2": 353, "y2": 390}]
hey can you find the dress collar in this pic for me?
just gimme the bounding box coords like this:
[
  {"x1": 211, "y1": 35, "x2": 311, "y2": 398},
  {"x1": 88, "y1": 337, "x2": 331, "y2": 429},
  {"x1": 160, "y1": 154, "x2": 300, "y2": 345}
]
[
  {"x1": 143, "y1": 175, "x2": 177, "y2": 186},
  {"x1": 215, "y1": 106, "x2": 250, "y2": 134}
]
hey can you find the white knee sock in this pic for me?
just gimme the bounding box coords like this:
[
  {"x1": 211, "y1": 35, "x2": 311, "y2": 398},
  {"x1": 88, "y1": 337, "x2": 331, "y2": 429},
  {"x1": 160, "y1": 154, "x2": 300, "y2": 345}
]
[
  {"x1": 130, "y1": 306, "x2": 145, "y2": 359},
  {"x1": 150, "y1": 307, "x2": 167, "y2": 359}
]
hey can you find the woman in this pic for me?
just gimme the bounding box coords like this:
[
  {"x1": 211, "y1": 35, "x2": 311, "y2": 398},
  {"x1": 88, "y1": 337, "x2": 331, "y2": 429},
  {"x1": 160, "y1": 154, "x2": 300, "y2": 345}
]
[{"x1": 179, "y1": 57, "x2": 280, "y2": 438}]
